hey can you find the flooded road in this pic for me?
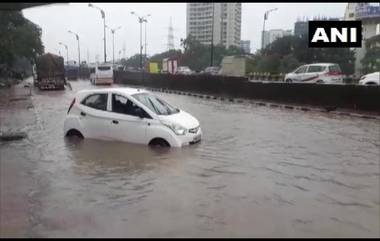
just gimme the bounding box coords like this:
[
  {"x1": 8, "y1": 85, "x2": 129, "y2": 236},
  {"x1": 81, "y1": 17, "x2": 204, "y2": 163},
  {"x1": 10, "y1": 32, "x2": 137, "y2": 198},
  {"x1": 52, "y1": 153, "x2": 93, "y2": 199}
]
[{"x1": 2, "y1": 80, "x2": 380, "y2": 237}]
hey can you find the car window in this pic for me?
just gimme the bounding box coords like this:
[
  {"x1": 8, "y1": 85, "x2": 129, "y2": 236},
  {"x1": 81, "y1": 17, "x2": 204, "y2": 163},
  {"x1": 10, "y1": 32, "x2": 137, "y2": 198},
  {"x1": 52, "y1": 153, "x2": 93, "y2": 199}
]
[
  {"x1": 81, "y1": 94, "x2": 108, "y2": 111},
  {"x1": 294, "y1": 66, "x2": 307, "y2": 74},
  {"x1": 328, "y1": 65, "x2": 341, "y2": 73},
  {"x1": 307, "y1": 65, "x2": 325, "y2": 73},
  {"x1": 112, "y1": 94, "x2": 151, "y2": 118}
]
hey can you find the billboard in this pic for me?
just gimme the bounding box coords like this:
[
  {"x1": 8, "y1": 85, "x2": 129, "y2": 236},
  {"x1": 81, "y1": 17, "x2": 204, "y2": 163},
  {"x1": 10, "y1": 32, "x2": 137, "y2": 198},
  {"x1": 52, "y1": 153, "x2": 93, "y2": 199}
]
[
  {"x1": 355, "y1": 3, "x2": 380, "y2": 19},
  {"x1": 149, "y1": 62, "x2": 159, "y2": 74}
]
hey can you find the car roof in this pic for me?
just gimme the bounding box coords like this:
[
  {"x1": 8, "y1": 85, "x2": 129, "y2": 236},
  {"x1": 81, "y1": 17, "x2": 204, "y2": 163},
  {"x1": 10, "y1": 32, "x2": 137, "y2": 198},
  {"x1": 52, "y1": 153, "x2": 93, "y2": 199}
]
[
  {"x1": 306, "y1": 63, "x2": 338, "y2": 66},
  {"x1": 76, "y1": 87, "x2": 149, "y2": 98}
]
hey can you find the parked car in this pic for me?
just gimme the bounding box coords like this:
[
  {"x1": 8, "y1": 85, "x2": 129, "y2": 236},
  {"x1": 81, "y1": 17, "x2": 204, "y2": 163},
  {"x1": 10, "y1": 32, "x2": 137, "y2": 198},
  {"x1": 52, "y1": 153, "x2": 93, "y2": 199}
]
[
  {"x1": 64, "y1": 88, "x2": 202, "y2": 147},
  {"x1": 176, "y1": 66, "x2": 193, "y2": 75},
  {"x1": 90, "y1": 64, "x2": 114, "y2": 85},
  {"x1": 203, "y1": 66, "x2": 221, "y2": 75},
  {"x1": 358, "y1": 72, "x2": 380, "y2": 85},
  {"x1": 284, "y1": 63, "x2": 344, "y2": 84}
]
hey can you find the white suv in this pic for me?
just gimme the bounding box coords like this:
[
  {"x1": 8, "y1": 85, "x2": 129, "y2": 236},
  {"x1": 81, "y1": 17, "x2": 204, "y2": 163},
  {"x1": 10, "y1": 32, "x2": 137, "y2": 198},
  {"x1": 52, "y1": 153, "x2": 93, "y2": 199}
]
[
  {"x1": 284, "y1": 63, "x2": 344, "y2": 84},
  {"x1": 64, "y1": 88, "x2": 202, "y2": 147}
]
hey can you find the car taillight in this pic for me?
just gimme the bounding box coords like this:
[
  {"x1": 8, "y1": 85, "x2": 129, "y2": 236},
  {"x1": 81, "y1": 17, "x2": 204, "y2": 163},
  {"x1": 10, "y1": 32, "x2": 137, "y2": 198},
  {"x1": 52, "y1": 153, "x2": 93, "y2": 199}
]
[{"x1": 67, "y1": 98, "x2": 75, "y2": 114}]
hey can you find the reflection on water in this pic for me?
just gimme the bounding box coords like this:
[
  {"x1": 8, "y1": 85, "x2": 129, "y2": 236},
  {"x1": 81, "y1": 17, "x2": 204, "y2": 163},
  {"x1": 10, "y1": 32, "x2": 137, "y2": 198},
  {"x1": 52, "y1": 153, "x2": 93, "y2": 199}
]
[
  {"x1": 64, "y1": 137, "x2": 184, "y2": 177},
  {"x1": 24, "y1": 80, "x2": 380, "y2": 237}
]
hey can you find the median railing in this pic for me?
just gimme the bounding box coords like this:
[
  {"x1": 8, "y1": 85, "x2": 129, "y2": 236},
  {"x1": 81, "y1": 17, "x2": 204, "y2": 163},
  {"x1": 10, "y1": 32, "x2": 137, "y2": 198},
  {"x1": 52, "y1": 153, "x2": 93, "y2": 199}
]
[{"x1": 114, "y1": 70, "x2": 380, "y2": 113}]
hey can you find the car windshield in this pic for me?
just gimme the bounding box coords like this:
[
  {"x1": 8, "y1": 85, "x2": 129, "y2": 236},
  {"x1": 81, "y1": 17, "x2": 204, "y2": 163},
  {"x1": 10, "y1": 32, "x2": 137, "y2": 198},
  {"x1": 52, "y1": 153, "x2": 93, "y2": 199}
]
[{"x1": 132, "y1": 92, "x2": 179, "y2": 115}]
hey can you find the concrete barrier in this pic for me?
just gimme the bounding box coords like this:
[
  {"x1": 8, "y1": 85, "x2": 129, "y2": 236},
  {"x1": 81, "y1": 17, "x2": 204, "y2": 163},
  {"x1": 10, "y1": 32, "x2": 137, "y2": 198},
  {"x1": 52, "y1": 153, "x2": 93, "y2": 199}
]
[{"x1": 114, "y1": 71, "x2": 380, "y2": 114}]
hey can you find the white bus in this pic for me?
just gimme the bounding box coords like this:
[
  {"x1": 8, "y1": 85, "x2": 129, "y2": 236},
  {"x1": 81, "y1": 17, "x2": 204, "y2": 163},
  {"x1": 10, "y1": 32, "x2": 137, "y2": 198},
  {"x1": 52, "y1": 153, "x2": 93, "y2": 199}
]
[{"x1": 90, "y1": 64, "x2": 114, "y2": 85}]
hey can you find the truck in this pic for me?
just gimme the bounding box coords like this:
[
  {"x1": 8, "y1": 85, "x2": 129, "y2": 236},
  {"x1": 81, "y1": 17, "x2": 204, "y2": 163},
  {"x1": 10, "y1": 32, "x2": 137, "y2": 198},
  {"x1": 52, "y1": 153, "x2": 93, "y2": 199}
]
[
  {"x1": 65, "y1": 64, "x2": 79, "y2": 80},
  {"x1": 161, "y1": 58, "x2": 178, "y2": 74},
  {"x1": 220, "y1": 55, "x2": 246, "y2": 77},
  {"x1": 35, "y1": 53, "x2": 65, "y2": 90}
]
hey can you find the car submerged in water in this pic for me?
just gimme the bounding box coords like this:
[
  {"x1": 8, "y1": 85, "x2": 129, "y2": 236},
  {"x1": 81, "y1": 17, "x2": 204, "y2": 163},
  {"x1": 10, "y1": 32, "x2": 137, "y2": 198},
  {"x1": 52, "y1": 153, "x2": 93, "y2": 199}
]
[{"x1": 64, "y1": 88, "x2": 202, "y2": 147}]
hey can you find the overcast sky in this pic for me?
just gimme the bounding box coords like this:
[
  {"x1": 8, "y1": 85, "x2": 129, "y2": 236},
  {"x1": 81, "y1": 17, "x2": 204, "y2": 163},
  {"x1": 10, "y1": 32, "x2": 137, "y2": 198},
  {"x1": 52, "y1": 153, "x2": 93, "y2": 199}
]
[{"x1": 22, "y1": 2, "x2": 347, "y2": 63}]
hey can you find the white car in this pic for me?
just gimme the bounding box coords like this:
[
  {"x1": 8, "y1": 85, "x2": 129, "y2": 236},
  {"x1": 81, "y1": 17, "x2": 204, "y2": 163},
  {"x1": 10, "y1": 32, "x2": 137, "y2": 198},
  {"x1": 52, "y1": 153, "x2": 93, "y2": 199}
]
[
  {"x1": 284, "y1": 63, "x2": 344, "y2": 84},
  {"x1": 358, "y1": 72, "x2": 380, "y2": 85},
  {"x1": 203, "y1": 66, "x2": 221, "y2": 75},
  {"x1": 64, "y1": 88, "x2": 202, "y2": 147},
  {"x1": 176, "y1": 66, "x2": 193, "y2": 75}
]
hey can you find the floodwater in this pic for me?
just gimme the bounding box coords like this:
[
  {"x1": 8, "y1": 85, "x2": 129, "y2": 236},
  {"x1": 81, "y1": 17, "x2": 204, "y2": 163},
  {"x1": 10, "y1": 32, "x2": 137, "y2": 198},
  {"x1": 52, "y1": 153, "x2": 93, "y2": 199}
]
[{"x1": 5, "y1": 80, "x2": 380, "y2": 237}]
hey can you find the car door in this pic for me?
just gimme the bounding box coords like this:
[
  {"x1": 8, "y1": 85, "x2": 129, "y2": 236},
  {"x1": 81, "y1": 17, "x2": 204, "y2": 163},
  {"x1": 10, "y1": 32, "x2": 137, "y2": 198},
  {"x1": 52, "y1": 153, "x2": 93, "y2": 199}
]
[
  {"x1": 107, "y1": 93, "x2": 150, "y2": 144},
  {"x1": 293, "y1": 65, "x2": 308, "y2": 82},
  {"x1": 78, "y1": 92, "x2": 112, "y2": 140},
  {"x1": 303, "y1": 65, "x2": 322, "y2": 82}
]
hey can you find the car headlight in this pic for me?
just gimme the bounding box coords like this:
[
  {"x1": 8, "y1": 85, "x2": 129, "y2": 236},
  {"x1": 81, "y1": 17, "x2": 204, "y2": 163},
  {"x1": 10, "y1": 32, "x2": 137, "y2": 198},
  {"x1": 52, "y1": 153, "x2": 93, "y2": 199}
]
[{"x1": 161, "y1": 121, "x2": 187, "y2": 135}]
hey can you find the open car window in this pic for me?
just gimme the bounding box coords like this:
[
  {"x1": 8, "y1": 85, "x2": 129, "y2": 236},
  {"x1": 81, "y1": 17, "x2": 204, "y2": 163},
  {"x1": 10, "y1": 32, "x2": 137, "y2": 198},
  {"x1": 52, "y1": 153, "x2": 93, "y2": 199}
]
[{"x1": 81, "y1": 93, "x2": 108, "y2": 111}]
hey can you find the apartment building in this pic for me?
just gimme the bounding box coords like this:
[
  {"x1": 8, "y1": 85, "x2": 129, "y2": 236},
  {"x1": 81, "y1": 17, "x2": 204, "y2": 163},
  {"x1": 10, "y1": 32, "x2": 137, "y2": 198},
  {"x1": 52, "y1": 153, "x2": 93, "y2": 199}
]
[{"x1": 186, "y1": 3, "x2": 242, "y2": 48}]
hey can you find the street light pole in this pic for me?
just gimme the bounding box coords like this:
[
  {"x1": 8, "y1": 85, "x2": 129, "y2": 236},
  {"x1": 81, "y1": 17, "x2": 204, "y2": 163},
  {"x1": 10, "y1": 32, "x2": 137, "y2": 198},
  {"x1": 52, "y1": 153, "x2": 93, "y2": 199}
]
[
  {"x1": 144, "y1": 19, "x2": 147, "y2": 61},
  {"x1": 210, "y1": 2, "x2": 215, "y2": 67},
  {"x1": 140, "y1": 20, "x2": 143, "y2": 70},
  {"x1": 59, "y1": 42, "x2": 68, "y2": 65},
  {"x1": 131, "y1": 12, "x2": 151, "y2": 71},
  {"x1": 89, "y1": 3, "x2": 106, "y2": 63},
  {"x1": 68, "y1": 30, "x2": 80, "y2": 66},
  {"x1": 106, "y1": 25, "x2": 122, "y2": 65},
  {"x1": 261, "y1": 8, "x2": 278, "y2": 50}
]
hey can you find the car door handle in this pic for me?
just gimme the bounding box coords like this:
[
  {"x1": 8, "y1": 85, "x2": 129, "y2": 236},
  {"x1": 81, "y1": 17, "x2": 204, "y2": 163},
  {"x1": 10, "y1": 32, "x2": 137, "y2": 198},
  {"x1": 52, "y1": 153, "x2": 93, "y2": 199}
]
[
  {"x1": 112, "y1": 120, "x2": 119, "y2": 124},
  {"x1": 80, "y1": 112, "x2": 86, "y2": 116}
]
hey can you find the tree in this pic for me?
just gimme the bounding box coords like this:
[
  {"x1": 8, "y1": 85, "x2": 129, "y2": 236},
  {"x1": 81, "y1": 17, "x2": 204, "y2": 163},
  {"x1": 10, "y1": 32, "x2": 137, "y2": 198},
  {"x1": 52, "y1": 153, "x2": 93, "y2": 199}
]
[
  {"x1": 278, "y1": 54, "x2": 302, "y2": 73},
  {"x1": 178, "y1": 35, "x2": 247, "y2": 71},
  {"x1": 122, "y1": 54, "x2": 147, "y2": 69},
  {"x1": 0, "y1": 10, "x2": 44, "y2": 78},
  {"x1": 361, "y1": 36, "x2": 380, "y2": 74},
  {"x1": 254, "y1": 34, "x2": 355, "y2": 75}
]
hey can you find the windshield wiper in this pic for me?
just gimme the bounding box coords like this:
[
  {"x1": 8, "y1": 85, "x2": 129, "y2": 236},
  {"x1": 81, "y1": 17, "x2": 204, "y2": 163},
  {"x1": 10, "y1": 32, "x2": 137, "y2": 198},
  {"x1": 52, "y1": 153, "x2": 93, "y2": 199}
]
[{"x1": 148, "y1": 98, "x2": 162, "y2": 115}]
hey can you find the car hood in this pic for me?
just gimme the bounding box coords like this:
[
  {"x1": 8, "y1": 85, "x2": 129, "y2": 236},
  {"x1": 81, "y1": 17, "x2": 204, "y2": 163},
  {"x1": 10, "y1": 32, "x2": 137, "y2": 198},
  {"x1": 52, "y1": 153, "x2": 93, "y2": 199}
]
[
  {"x1": 158, "y1": 110, "x2": 199, "y2": 129},
  {"x1": 360, "y1": 72, "x2": 380, "y2": 83}
]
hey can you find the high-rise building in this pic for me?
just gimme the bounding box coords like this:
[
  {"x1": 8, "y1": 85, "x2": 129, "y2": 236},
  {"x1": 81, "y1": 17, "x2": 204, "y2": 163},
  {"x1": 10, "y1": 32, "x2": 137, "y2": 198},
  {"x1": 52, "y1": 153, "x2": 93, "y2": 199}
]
[
  {"x1": 293, "y1": 16, "x2": 340, "y2": 38},
  {"x1": 343, "y1": 3, "x2": 380, "y2": 75},
  {"x1": 294, "y1": 21, "x2": 308, "y2": 38},
  {"x1": 240, "y1": 40, "x2": 251, "y2": 53},
  {"x1": 262, "y1": 29, "x2": 292, "y2": 48},
  {"x1": 186, "y1": 3, "x2": 242, "y2": 48}
]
